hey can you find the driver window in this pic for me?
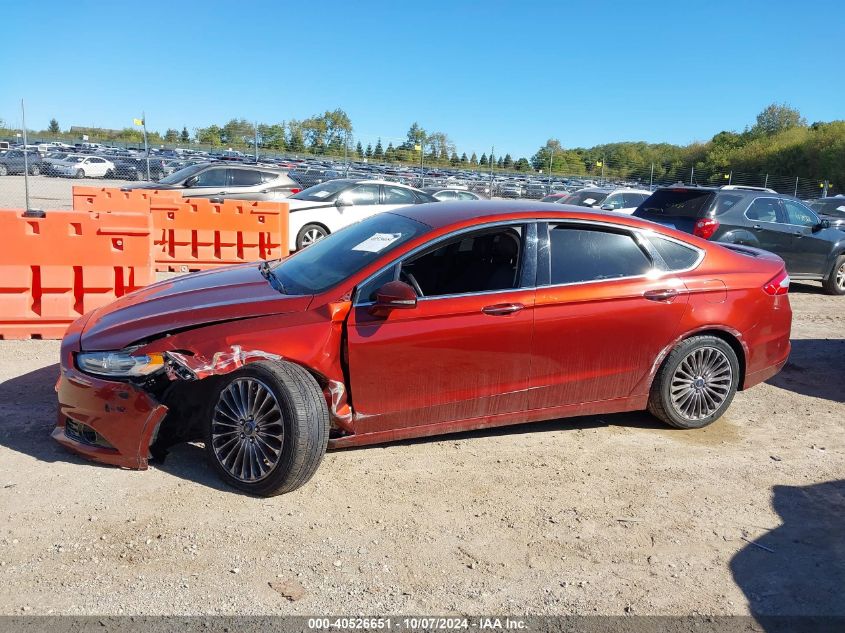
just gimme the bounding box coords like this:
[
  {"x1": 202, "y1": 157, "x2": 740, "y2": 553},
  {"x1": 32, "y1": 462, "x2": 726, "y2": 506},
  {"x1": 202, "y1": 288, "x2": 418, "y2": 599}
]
[
  {"x1": 342, "y1": 184, "x2": 380, "y2": 205},
  {"x1": 745, "y1": 198, "x2": 780, "y2": 223},
  {"x1": 400, "y1": 225, "x2": 523, "y2": 298},
  {"x1": 782, "y1": 199, "x2": 819, "y2": 227},
  {"x1": 192, "y1": 168, "x2": 229, "y2": 187},
  {"x1": 603, "y1": 194, "x2": 623, "y2": 209}
]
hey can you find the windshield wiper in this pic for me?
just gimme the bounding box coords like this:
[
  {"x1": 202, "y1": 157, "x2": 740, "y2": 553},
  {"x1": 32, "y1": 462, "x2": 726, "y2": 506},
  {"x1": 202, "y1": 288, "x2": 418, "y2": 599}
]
[{"x1": 258, "y1": 261, "x2": 286, "y2": 294}]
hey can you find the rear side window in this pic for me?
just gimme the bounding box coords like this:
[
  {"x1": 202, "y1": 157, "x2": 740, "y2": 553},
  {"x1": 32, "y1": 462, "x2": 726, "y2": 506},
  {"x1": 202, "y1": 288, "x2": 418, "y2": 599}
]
[
  {"x1": 745, "y1": 198, "x2": 781, "y2": 223},
  {"x1": 710, "y1": 194, "x2": 744, "y2": 215},
  {"x1": 547, "y1": 225, "x2": 652, "y2": 285},
  {"x1": 230, "y1": 170, "x2": 263, "y2": 186},
  {"x1": 648, "y1": 236, "x2": 701, "y2": 271},
  {"x1": 637, "y1": 190, "x2": 713, "y2": 217},
  {"x1": 623, "y1": 192, "x2": 649, "y2": 207}
]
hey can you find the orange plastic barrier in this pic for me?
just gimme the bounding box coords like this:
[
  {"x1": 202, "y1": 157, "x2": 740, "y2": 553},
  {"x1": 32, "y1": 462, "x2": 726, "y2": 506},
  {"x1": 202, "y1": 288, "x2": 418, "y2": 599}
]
[
  {"x1": 72, "y1": 186, "x2": 182, "y2": 212},
  {"x1": 149, "y1": 197, "x2": 288, "y2": 271},
  {"x1": 0, "y1": 210, "x2": 154, "y2": 339}
]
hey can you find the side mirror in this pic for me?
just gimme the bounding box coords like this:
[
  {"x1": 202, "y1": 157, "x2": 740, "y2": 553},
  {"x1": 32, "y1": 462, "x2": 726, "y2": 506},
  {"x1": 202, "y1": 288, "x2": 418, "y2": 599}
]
[
  {"x1": 369, "y1": 280, "x2": 417, "y2": 316},
  {"x1": 815, "y1": 219, "x2": 831, "y2": 231},
  {"x1": 600, "y1": 204, "x2": 614, "y2": 211},
  {"x1": 335, "y1": 195, "x2": 353, "y2": 207},
  {"x1": 184, "y1": 177, "x2": 197, "y2": 187}
]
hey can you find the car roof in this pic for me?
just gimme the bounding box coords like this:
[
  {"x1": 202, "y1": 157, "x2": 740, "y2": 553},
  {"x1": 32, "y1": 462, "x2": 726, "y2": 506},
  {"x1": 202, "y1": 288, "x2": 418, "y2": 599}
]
[{"x1": 393, "y1": 199, "x2": 679, "y2": 233}]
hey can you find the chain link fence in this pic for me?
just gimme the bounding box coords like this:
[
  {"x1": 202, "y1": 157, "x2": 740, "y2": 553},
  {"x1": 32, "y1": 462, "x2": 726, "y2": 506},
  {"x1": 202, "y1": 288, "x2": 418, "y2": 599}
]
[{"x1": 0, "y1": 132, "x2": 836, "y2": 211}]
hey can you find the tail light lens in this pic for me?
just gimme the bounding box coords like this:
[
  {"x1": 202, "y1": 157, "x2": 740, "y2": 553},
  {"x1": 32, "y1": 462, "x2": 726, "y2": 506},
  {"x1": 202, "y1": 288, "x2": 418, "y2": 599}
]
[
  {"x1": 290, "y1": 188, "x2": 301, "y2": 194},
  {"x1": 763, "y1": 269, "x2": 790, "y2": 296},
  {"x1": 693, "y1": 218, "x2": 720, "y2": 239}
]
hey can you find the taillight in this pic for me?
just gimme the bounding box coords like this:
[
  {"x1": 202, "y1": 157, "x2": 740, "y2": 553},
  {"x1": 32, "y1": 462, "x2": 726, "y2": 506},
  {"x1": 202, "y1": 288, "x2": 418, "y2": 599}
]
[
  {"x1": 763, "y1": 269, "x2": 790, "y2": 296},
  {"x1": 693, "y1": 218, "x2": 720, "y2": 239},
  {"x1": 290, "y1": 188, "x2": 301, "y2": 194}
]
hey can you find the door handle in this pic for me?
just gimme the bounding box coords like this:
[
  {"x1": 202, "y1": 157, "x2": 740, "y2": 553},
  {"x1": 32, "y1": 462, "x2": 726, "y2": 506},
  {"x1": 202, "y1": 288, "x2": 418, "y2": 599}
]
[
  {"x1": 752, "y1": 224, "x2": 763, "y2": 231},
  {"x1": 482, "y1": 303, "x2": 524, "y2": 315},
  {"x1": 643, "y1": 288, "x2": 679, "y2": 301},
  {"x1": 793, "y1": 231, "x2": 804, "y2": 237}
]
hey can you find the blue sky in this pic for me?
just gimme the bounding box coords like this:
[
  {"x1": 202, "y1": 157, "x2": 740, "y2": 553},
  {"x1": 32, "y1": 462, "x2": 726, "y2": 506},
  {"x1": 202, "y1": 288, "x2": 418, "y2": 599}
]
[{"x1": 2, "y1": 0, "x2": 843, "y2": 158}]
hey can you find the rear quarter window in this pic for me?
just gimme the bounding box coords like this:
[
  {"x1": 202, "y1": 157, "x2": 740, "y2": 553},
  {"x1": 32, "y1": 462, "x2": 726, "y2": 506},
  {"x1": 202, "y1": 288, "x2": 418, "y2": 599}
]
[{"x1": 648, "y1": 236, "x2": 701, "y2": 271}]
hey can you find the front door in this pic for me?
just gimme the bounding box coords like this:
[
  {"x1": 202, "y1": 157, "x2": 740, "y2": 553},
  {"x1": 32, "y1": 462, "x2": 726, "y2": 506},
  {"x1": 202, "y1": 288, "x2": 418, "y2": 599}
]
[
  {"x1": 743, "y1": 197, "x2": 794, "y2": 259},
  {"x1": 780, "y1": 199, "x2": 831, "y2": 275},
  {"x1": 347, "y1": 223, "x2": 535, "y2": 434}
]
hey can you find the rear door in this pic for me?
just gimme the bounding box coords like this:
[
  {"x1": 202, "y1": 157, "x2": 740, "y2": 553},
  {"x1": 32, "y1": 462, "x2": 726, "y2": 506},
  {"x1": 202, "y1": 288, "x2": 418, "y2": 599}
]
[
  {"x1": 743, "y1": 197, "x2": 795, "y2": 261},
  {"x1": 529, "y1": 222, "x2": 690, "y2": 409}
]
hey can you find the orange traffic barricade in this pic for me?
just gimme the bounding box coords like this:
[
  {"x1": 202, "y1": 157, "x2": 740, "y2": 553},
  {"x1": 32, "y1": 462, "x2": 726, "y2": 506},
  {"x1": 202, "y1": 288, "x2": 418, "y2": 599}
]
[
  {"x1": 0, "y1": 210, "x2": 154, "y2": 339},
  {"x1": 72, "y1": 186, "x2": 182, "y2": 213},
  {"x1": 149, "y1": 197, "x2": 288, "y2": 271}
]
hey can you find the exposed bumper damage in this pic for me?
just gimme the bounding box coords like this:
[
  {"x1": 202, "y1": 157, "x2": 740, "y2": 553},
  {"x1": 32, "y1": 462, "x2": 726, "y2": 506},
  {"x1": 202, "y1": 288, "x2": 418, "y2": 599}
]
[{"x1": 54, "y1": 301, "x2": 356, "y2": 470}]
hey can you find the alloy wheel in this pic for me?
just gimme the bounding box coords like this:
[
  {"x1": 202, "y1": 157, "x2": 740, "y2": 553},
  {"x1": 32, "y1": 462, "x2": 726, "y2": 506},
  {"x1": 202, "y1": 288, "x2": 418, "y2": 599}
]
[
  {"x1": 836, "y1": 262, "x2": 845, "y2": 292},
  {"x1": 210, "y1": 378, "x2": 285, "y2": 482},
  {"x1": 301, "y1": 227, "x2": 325, "y2": 247},
  {"x1": 669, "y1": 346, "x2": 733, "y2": 421}
]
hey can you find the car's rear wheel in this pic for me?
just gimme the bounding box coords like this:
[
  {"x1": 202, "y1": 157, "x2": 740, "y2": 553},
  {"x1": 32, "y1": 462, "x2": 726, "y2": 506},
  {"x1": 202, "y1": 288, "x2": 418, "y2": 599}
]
[
  {"x1": 30, "y1": 165, "x2": 40, "y2": 176},
  {"x1": 296, "y1": 223, "x2": 329, "y2": 249},
  {"x1": 204, "y1": 360, "x2": 329, "y2": 496},
  {"x1": 648, "y1": 335, "x2": 739, "y2": 429},
  {"x1": 0, "y1": 165, "x2": 7, "y2": 176},
  {"x1": 75, "y1": 169, "x2": 85, "y2": 179},
  {"x1": 822, "y1": 255, "x2": 845, "y2": 295}
]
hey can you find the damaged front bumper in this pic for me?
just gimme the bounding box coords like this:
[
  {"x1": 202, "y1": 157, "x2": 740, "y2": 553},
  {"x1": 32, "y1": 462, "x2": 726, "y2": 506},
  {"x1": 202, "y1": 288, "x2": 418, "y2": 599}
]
[{"x1": 53, "y1": 367, "x2": 168, "y2": 470}]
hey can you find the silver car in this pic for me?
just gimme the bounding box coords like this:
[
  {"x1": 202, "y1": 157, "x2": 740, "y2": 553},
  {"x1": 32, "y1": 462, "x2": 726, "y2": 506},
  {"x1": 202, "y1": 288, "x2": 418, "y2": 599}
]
[{"x1": 125, "y1": 162, "x2": 301, "y2": 201}]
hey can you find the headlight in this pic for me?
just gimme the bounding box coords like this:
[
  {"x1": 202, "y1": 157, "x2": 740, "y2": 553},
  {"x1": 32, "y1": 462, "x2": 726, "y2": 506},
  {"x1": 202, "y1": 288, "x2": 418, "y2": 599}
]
[{"x1": 76, "y1": 351, "x2": 165, "y2": 378}]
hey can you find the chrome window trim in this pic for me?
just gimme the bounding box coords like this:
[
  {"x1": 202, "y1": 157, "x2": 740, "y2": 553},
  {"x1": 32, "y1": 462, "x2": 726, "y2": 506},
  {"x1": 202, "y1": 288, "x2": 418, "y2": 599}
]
[
  {"x1": 742, "y1": 196, "x2": 784, "y2": 225},
  {"x1": 353, "y1": 217, "x2": 705, "y2": 306}
]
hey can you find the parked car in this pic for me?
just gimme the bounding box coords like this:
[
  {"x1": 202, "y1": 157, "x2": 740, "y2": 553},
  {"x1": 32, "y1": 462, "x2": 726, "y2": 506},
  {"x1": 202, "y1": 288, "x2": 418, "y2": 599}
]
[
  {"x1": 42, "y1": 152, "x2": 72, "y2": 175},
  {"x1": 53, "y1": 155, "x2": 116, "y2": 179},
  {"x1": 422, "y1": 187, "x2": 486, "y2": 201},
  {"x1": 541, "y1": 193, "x2": 569, "y2": 203},
  {"x1": 110, "y1": 158, "x2": 167, "y2": 181},
  {"x1": 633, "y1": 185, "x2": 845, "y2": 294},
  {"x1": 285, "y1": 179, "x2": 437, "y2": 250},
  {"x1": 0, "y1": 149, "x2": 44, "y2": 176},
  {"x1": 805, "y1": 196, "x2": 845, "y2": 229},
  {"x1": 125, "y1": 163, "x2": 300, "y2": 201},
  {"x1": 564, "y1": 188, "x2": 652, "y2": 214},
  {"x1": 53, "y1": 201, "x2": 792, "y2": 495}
]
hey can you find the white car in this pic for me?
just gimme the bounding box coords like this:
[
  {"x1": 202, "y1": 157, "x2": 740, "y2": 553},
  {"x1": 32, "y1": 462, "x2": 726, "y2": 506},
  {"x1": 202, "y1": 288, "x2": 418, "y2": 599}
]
[
  {"x1": 54, "y1": 155, "x2": 116, "y2": 179},
  {"x1": 559, "y1": 187, "x2": 652, "y2": 214},
  {"x1": 285, "y1": 179, "x2": 438, "y2": 250}
]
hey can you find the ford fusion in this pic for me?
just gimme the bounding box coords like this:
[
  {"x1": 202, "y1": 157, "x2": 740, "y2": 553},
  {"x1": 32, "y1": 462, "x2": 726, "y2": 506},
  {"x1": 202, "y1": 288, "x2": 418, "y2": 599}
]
[{"x1": 55, "y1": 201, "x2": 792, "y2": 495}]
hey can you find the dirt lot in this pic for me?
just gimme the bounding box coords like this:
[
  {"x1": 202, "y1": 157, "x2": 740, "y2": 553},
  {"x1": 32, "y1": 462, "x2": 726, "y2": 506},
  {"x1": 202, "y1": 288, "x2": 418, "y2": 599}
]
[
  {"x1": 0, "y1": 174, "x2": 128, "y2": 210},
  {"x1": 0, "y1": 284, "x2": 842, "y2": 616}
]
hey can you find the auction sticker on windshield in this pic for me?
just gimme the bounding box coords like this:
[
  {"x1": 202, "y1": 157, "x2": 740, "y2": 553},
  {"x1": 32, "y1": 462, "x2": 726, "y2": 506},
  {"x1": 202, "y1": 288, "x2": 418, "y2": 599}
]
[{"x1": 351, "y1": 233, "x2": 403, "y2": 253}]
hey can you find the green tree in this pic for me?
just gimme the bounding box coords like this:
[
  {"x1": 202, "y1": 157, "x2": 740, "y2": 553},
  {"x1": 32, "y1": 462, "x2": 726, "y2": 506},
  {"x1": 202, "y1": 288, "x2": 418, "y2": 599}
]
[
  {"x1": 470, "y1": 152, "x2": 478, "y2": 166},
  {"x1": 514, "y1": 158, "x2": 531, "y2": 171},
  {"x1": 365, "y1": 143, "x2": 373, "y2": 158},
  {"x1": 479, "y1": 153, "x2": 488, "y2": 167},
  {"x1": 287, "y1": 122, "x2": 306, "y2": 152},
  {"x1": 404, "y1": 122, "x2": 427, "y2": 149},
  {"x1": 497, "y1": 157, "x2": 504, "y2": 168},
  {"x1": 460, "y1": 152, "x2": 468, "y2": 164},
  {"x1": 48, "y1": 118, "x2": 60, "y2": 134},
  {"x1": 180, "y1": 126, "x2": 190, "y2": 143},
  {"x1": 356, "y1": 141, "x2": 364, "y2": 158},
  {"x1": 750, "y1": 103, "x2": 807, "y2": 137},
  {"x1": 196, "y1": 124, "x2": 222, "y2": 146},
  {"x1": 164, "y1": 128, "x2": 179, "y2": 143},
  {"x1": 385, "y1": 142, "x2": 395, "y2": 162},
  {"x1": 449, "y1": 151, "x2": 460, "y2": 166},
  {"x1": 373, "y1": 138, "x2": 384, "y2": 159},
  {"x1": 503, "y1": 153, "x2": 513, "y2": 168}
]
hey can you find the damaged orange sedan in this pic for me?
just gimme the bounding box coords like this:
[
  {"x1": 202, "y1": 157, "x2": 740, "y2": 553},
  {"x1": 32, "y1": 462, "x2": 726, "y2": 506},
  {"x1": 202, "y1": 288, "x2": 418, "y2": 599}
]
[{"x1": 54, "y1": 201, "x2": 792, "y2": 495}]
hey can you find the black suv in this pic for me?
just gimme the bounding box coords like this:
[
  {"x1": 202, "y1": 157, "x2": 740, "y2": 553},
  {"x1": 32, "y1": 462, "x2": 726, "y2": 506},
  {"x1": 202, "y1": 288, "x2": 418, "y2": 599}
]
[
  {"x1": 0, "y1": 149, "x2": 44, "y2": 176},
  {"x1": 805, "y1": 196, "x2": 845, "y2": 230},
  {"x1": 633, "y1": 185, "x2": 845, "y2": 295}
]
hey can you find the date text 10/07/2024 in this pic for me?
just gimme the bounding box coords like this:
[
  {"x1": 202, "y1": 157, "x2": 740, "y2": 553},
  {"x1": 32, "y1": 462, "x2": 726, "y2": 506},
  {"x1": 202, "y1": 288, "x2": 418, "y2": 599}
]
[{"x1": 307, "y1": 618, "x2": 528, "y2": 630}]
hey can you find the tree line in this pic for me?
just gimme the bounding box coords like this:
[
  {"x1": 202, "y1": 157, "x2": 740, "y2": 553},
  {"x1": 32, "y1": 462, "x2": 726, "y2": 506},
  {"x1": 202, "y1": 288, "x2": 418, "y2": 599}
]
[{"x1": 2, "y1": 103, "x2": 841, "y2": 190}]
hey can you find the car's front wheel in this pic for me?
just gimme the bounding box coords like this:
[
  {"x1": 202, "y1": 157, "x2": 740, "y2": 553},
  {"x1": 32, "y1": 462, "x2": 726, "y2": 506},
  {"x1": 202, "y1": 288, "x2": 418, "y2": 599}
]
[
  {"x1": 204, "y1": 360, "x2": 329, "y2": 496},
  {"x1": 296, "y1": 223, "x2": 329, "y2": 249},
  {"x1": 30, "y1": 165, "x2": 40, "y2": 176},
  {"x1": 822, "y1": 255, "x2": 845, "y2": 295},
  {"x1": 648, "y1": 335, "x2": 739, "y2": 429},
  {"x1": 0, "y1": 165, "x2": 7, "y2": 176},
  {"x1": 75, "y1": 169, "x2": 85, "y2": 179}
]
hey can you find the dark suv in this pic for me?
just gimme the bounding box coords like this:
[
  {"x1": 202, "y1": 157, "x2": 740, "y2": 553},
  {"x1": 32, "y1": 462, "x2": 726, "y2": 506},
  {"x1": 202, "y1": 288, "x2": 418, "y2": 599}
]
[
  {"x1": 633, "y1": 185, "x2": 845, "y2": 295},
  {"x1": 805, "y1": 196, "x2": 845, "y2": 230},
  {"x1": 0, "y1": 149, "x2": 44, "y2": 176}
]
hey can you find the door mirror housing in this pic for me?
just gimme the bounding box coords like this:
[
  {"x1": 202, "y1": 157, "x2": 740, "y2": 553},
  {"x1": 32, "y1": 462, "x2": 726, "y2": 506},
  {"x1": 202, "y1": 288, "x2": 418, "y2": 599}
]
[
  {"x1": 600, "y1": 204, "x2": 614, "y2": 211},
  {"x1": 184, "y1": 177, "x2": 197, "y2": 187},
  {"x1": 814, "y1": 218, "x2": 831, "y2": 231},
  {"x1": 369, "y1": 280, "x2": 417, "y2": 316}
]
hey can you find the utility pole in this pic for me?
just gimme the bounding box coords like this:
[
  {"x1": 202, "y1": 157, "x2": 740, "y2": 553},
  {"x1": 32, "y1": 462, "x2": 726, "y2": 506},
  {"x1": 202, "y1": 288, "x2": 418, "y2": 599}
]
[
  {"x1": 489, "y1": 145, "x2": 494, "y2": 198},
  {"x1": 547, "y1": 147, "x2": 554, "y2": 194},
  {"x1": 690, "y1": 166, "x2": 695, "y2": 185},
  {"x1": 21, "y1": 99, "x2": 33, "y2": 214},
  {"x1": 794, "y1": 177, "x2": 799, "y2": 197},
  {"x1": 649, "y1": 162, "x2": 654, "y2": 190},
  {"x1": 254, "y1": 121, "x2": 259, "y2": 163},
  {"x1": 601, "y1": 155, "x2": 605, "y2": 184},
  {"x1": 142, "y1": 111, "x2": 150, "y2": 181}
]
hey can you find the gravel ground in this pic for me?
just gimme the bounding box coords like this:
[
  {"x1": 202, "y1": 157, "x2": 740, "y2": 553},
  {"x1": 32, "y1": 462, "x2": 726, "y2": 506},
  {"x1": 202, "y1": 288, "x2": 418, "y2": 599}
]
[
  {"x1": 0, "y1": 174, "x2": 130, "y2": 210},
  {"x1": 0, "y1": 284, "x2": 842, "y2": 616}
]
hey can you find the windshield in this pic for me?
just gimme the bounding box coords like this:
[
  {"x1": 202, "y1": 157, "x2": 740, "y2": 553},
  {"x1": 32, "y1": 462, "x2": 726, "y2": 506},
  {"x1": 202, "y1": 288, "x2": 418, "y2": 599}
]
[
  {"x1": 289, "y1": 180, "x2": 351, "y2": 201},
  {"x1": 270, "y1": 213, "x2": 429, "y2": 294},
  {"x1": 565, "y1": 191, "x2": 609, "y2": 207},
  {"x1": 158, "y1": 162, "x2": 208, "y2": 185},
  {"x1": 636, "y1": 189, "x2": 713, "y2": 217},
  {"x1": 808, "y1": 199, "x2": 845, "y2": 219},
  {"x1": 65, "y1": 156, "x2": 85, "y2": 163}
]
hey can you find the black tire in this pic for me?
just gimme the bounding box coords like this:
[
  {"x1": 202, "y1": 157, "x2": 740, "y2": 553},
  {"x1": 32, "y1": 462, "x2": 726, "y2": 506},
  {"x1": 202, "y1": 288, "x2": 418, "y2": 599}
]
[
  {"x1": 204, "y1": 360, "x2": 329, "y2": 496},
  {"x1": 104, "y1": 169, "x2": 114, "y2": 179},
  {"x1": 822, "y1": 255, "x2": 845, "y2": 296},
  {"x1": 647, "y1": 335, "x2": 740, "y2": 429},
  {"x1": 30, "y1": 165, "x2": 40, "y2": 176},
  {"x1": 0, "y1": 165, "x2": 7, "y2": 176},
  {"x1": 75, "y1": 169, "x2": 84, "y2": 179},
  {"x1": 296, "y1": 223, "x2": 329, "y2": 250}
]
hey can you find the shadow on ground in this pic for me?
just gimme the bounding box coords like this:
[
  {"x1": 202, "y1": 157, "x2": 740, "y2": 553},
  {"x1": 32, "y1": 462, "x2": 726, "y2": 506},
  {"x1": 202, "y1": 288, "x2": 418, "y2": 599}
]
[
  {"x1": 767, "y1": 339, "x2": 845, "y2": 403},
  {"x1": 730, "y1": 479, "x2": 845, "y2": 624}
]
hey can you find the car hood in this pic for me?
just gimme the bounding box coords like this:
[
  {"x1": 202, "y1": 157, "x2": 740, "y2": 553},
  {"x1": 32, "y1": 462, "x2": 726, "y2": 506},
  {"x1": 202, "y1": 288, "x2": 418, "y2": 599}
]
[{"x1": 80, "y1": 264, "x2": 312, "y2": 351}]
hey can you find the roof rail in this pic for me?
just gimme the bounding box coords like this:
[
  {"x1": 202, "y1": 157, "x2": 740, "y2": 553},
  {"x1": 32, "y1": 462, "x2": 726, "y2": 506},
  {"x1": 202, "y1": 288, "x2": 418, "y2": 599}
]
[{"x1": 720, "y1": 185, "x2": 777, "y2": 193}]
